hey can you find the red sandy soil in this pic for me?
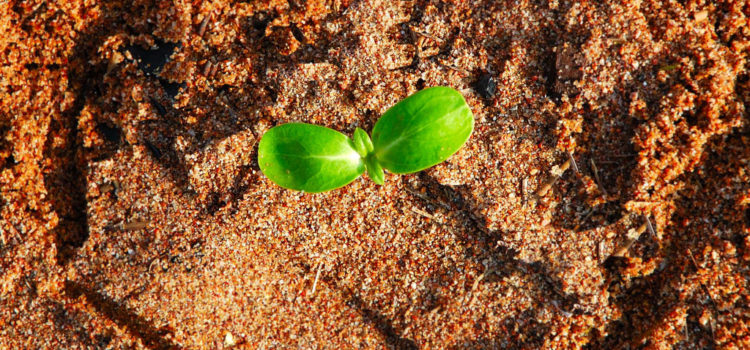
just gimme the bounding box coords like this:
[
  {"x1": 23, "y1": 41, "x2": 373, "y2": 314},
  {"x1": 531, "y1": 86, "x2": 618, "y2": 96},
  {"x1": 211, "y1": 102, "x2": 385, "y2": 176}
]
[{"x1": 1, "y1": 0, "x2": 749, "y2": 348}]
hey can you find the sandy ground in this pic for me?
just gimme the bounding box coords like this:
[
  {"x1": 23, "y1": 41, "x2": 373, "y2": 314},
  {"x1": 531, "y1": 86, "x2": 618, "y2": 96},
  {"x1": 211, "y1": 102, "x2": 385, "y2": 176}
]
[{"x1": 1, "y1": 0, "x2": 749, "y2": 348}]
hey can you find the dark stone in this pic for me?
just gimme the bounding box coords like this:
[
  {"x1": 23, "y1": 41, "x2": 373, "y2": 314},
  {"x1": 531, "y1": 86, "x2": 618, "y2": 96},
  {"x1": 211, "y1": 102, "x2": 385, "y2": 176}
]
[
  {"x1": 475, "y1": 73, "x2": 496, "y2": 99},
  {"x1": 415, "y1": 78, "x2": 425, "y2": 91}
]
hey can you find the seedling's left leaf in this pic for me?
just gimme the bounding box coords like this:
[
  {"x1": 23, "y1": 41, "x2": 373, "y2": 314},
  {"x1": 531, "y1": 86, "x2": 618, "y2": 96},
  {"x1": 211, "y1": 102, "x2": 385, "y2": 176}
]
[{"x1": 258, "y1": 123, "x2": 365, "y2": 193}]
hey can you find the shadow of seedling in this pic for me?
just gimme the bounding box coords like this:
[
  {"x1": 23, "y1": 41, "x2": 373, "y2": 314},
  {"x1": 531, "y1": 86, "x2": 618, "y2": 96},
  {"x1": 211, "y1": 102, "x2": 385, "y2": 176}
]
[{"x1": 404, "y1": 173, "x2": 585, "y2": 348}]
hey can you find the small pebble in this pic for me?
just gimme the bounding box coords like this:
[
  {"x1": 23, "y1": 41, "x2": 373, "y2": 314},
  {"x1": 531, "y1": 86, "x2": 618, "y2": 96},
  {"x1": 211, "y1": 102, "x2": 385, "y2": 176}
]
[{"x1": 475, "y1": 73, "x2": 496, "y2": 99}]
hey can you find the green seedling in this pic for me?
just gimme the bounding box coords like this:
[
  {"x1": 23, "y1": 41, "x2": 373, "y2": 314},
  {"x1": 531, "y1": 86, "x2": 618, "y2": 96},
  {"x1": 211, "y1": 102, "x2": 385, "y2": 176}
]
[{"x1": 258, "y1": 86, "x2": 474, "y2": 192}]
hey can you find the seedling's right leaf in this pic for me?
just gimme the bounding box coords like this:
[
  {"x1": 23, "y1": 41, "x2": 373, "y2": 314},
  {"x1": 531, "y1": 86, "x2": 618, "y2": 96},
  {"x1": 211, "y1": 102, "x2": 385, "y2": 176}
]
[
  {"x1": 372, "y1": 86, "x2": 474, "y2": 174},
  {"x1": 258, "y1": 123, "x2": 365, "y2": 193}
]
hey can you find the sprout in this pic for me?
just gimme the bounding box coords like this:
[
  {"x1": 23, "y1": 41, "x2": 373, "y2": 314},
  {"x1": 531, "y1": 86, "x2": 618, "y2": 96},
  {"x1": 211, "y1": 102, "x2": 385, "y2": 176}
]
[{"x1": 258, "y1": 86, "x2": 474, "y2": 192}]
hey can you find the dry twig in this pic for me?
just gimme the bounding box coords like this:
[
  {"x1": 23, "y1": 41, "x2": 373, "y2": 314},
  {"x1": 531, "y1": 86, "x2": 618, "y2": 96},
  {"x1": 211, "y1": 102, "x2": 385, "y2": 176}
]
[
  {"x1": 197, "y1": 14, "x2": 210, "y2": 37},
  {"x1": 590, "y1": 158, "x2": 608, "y2": 197},
  {"x1": 409, "y1": 27, "x2": 444, "y2": 42},
  {"x1": 612, "y1": 221, "x2": 648, "y2": 257},
  {"x1": 569, "y1": 152, "x2": 579, "y2": 174},
  {"x1": 533, "y1": 158, "x2": 571, "y2": 200},
  {"x1": 310, "y1": 263, "x2": 322, "y2": 297},
  {"x1": 122, "y1": 220, "x2": 149, "y2": 231}
]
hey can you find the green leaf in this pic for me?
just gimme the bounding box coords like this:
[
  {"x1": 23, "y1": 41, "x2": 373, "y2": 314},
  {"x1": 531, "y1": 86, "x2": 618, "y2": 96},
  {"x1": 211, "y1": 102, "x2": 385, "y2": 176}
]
[
  {"x1": 371, "y1": 86, "x2": 474, "y2": 174},
  {"x1": 258, "y1": 123, "x2": 365, "y2": 193}
]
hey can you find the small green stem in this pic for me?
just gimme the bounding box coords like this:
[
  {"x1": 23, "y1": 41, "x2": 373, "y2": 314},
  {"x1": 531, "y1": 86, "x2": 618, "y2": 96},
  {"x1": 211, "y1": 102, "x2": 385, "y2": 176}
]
[{"x1": 365, "y1": 154, "x2": 385, "y2": 185}]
